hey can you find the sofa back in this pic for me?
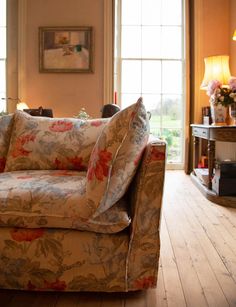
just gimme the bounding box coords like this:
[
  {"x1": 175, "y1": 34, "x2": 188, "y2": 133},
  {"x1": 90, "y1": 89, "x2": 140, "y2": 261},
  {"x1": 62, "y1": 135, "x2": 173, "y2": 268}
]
[
  {"x1": 4, "y1": 111, "x2": 109, "y2": 172},
  {"x1": 0, "y1": 114, "x2": 14, "y2": 172}
]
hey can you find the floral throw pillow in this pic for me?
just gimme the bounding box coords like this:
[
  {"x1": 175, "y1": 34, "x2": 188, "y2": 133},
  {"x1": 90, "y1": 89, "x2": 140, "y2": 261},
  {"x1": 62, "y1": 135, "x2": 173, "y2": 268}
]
[
  {"x1": 0, "y1": 114, "x2": 14, "y2": 172},
  {"x1": 86, "y1": 97, "x2": 150, "y2": 217},
  {"x1": 5, "y1": 111, "x2": 109, "y2": 172}
]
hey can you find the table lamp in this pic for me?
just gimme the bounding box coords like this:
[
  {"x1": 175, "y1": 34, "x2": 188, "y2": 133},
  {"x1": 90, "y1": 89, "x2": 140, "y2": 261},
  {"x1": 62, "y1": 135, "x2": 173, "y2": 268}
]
[
  {"x1": 16, "y1": 102, "x2": 29, "y2": 111},
  {"x1": 200, "y1": 55, "x2": 232, "y2": 125},
  {"x1": 233, "y1": 30, "x2": 236, "y2": 41},
  {"x1": 200, "y1": 55, "x2": 231, "y2": 90}
]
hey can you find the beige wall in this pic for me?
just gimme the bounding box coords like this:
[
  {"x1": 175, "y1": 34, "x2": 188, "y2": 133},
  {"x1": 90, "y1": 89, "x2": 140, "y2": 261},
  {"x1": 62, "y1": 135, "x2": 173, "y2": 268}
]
[
  {"x1": 193, "y1": 0, "x2": 230, "y2": 124},
  {"x1": 20, "y1": 0, "x2": 104, "y2": 118},
  {"x1": 230, "y1": 0, "x2": 236, "y2": 75},
  {"x1": 192, "y1": 0, "x2": 236, "y2": 161}
]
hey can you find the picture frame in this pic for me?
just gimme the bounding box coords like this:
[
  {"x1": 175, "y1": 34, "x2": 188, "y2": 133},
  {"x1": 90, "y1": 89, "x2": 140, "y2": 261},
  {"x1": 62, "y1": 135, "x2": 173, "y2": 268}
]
[{"x1": 39, "y1": 26, "x2": 93, "y2": 73}]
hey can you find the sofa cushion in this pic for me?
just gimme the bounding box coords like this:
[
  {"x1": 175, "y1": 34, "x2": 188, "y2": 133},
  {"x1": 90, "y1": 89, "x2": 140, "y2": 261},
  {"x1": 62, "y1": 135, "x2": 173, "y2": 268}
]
[
  {"x1": 5, "y1": 111, "x2": 109, "y2": 172},
  {"x1": 0, "y1": 114, "x2": 14, "y2": 172},
  {"x1": 86, "y1": 98, "x2": 149, "y2": 217},
  {"x1": 0, "y1": 170, "x2": 130, "y2": 233}
]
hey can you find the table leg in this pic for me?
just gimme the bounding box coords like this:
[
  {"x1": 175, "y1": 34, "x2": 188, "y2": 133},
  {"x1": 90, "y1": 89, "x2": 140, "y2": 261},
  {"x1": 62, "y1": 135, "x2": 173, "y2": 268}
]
[
  {"x1": 207, "y1": 140, "x2": 215, "y2": 190},
  {"x1": 193, "y1": 136, "x2": 199, "y2": 168}
]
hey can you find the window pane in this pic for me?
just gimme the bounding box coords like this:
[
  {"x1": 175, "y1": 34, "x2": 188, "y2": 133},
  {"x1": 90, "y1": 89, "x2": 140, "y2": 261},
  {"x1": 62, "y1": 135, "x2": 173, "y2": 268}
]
[
  {"x1": 162, "y1": 0, "x2": 182, "y2": 25},
  {"x1": 161, "y1": 27, "x2": 182, "y2": 59},
  {"x1": 142, "y1": 26, "x2": 161, "y2": 58},
  {"x1": 121, "y1": 60, "x2": 141, "y2": 93},
  {"x1": 0, "y1": 0, "x2": 6, "y2": 27},
  {"x1": 162, "y1": 95, "x2": 182, "y2": 128},
  {"x1": 121, "y1": 93, "x2": 141, "y2": 109},
  {"x1": 162, "y1": 61, "x2": 182, "y2": 94},
  {"x1": 0, "y1": 61, "x2": 6, "y2": 93},
  {"x1": 0, "y1": 93, "x2": 6, "y2": 112},
  {"x1": 142, "y1": 94, "x2": 161, "y2": 112},
  {"x1": 0, "y1": 28, "x2": 6, "y2": 58},
  {"x1": 141, "y1": 0, "x2": 161, "y2": 25},
  {"x1": 122, "y1": 0, "x2": 141, "y2": 25},
  {"x1": 150, "y1": 126, "x2": 161, "y2": 138},
  {"x1": 162, "y1": 128, "x2": 182, "y2": 162},
  {"x1": 121, "y1": 26, "x2": 141, "y2": 58},
  {"x1": 142, "y1": 60, "x2": 161, "y2": 93}
]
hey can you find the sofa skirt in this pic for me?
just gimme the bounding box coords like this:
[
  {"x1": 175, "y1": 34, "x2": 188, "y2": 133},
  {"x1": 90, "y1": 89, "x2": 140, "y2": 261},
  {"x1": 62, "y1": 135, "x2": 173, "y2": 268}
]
[{"x1": 0, "y1": 227, "x2": 129, "y2": 292}]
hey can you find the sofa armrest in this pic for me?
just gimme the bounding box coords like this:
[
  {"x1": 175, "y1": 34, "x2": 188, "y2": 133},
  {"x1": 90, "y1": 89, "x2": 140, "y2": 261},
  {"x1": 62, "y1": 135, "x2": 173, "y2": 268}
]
[{"x1": 126, "y1": 137, "x2": 166, "y2": 291}]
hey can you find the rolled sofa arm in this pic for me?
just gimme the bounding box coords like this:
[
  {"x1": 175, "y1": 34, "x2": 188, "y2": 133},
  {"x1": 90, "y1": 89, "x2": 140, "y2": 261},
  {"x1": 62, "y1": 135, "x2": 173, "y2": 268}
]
[{"x1": 126, "y1": 137, "x2": 166, "y2": 291}]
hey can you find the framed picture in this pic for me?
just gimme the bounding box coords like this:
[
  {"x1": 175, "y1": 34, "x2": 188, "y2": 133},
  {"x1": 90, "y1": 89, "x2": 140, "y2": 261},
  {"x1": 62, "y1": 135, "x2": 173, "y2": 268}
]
[{"x1": 39, "y1": 26, "x2": 93, "y2": 73}]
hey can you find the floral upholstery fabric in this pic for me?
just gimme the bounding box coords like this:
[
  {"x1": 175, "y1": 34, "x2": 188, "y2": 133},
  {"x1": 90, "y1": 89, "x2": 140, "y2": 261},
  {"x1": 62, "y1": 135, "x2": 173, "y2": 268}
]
[
  {"x1": 0, "y1": 170, "x2": 130, "y2": 233},
  {"x1": 5, "y1": 111, "x2": 109, "y2": 172},
  {"x1": 126, "y1": 139, "x2": 166, "y2": 291},
  {"x1": 0, "y1": 114, "x2": 14, "y2": 172},
  {"x1": 86, "y1": 98, "x2": 150, "y2": 218},
  {"x1": 0, "y1": 138, "x2": 166, "y2": 292},
  {"x1": 0, "y1": 227, "x2": 129, "y2": 291}
]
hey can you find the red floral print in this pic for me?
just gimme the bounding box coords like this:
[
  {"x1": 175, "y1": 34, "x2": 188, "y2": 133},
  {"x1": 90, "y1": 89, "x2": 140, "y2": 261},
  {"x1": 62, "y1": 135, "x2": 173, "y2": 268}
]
[
  {"x1": 150, "y1": 147, "x2": 165, "y2": 161},
  {"x1": 91, "y1": 120, "x2": 103, "y2": 127},
  {"x1": 87, "y1": 148, "x2": 112, "y2": 181},
  {"x1": 11, "y1": 134, "x2": 36, "y2": 158},
  {"x1": 134, "y1": 276, "x2": 156, "y2": 289},
  {"x1": 67, "y1": 156, "x2": 86, "y2": 171},
  {"x1": 16, "y1": 175, "x2": 33, "y2": 180},
  {"x1": 27, "y1": 279, "x2": 66, "y2": 291},
  {"x1": 10, "y1": 228, "x2": 44, "y2": 242},
  {"x1": 0, "y1": 157, "x2": 6, "y2": 172},
  {"x1": 55, "y1": 158, "x2": 67, "y2": 170},
  {"x1": 49, "y1": 120, "x2": 73, "y2": 132},
  {"x1": 27, "y1": 280, "x2": 36, "y2": 290},
  {"x1": 43, "y1": 279, "x2": 66, "y2": 291},
  {"x1": 50, "y1": 170, "x2": 74, "y2": 177}
]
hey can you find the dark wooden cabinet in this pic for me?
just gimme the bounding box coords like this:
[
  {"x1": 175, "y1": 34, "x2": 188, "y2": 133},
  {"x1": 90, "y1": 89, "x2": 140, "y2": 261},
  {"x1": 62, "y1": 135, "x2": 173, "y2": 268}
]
[{"x1": 191, "y1": 124, "x2": 236, "y2": 208}]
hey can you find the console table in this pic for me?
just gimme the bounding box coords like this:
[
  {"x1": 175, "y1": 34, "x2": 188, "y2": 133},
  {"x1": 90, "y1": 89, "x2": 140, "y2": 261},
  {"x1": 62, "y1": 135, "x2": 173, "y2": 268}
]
[{"x1": 191, "y1": 124, "x2": 236, "y2": 207}]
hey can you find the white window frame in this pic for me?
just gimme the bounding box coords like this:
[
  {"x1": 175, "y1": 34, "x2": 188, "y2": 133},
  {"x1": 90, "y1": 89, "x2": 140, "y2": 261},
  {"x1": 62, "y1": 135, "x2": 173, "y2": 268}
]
[{"x1": 113, "y1": 0, "x2": 186, "y2": 169}]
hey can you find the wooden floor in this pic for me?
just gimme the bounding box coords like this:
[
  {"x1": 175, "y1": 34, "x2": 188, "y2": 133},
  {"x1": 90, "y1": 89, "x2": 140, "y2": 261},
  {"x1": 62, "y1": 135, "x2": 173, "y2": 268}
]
[{"x1": 1, "y1": 171, "x2": 236, "y2": 307}]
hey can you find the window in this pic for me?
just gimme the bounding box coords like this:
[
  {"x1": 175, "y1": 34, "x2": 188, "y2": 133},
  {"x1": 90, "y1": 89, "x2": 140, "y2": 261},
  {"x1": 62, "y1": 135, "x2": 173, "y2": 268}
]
[
  {"x1": 114, "y1": 0, "x2": 185, "y2": 167},
  {"x1": 0, "y1": 0, "x2": 7, "y2": 112}
]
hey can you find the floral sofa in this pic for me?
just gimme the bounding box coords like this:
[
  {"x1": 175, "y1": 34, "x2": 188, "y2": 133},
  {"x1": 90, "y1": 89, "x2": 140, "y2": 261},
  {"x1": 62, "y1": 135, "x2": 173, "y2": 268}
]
[{"x1": 0, "y1": 98, "x2": 166, "y2": 292}]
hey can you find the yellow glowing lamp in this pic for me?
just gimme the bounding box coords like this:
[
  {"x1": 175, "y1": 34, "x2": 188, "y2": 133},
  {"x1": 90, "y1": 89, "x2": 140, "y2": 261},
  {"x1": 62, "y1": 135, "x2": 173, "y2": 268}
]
[
  {"x1": 200, "y1": 55, "x2": 231, "y2": 89},
  {"x1": 16, "y1": 102, "x2": 29, "y2": 111},
  {"x1": 233, "y1": 30, "x2": 236, "y2": 41}
]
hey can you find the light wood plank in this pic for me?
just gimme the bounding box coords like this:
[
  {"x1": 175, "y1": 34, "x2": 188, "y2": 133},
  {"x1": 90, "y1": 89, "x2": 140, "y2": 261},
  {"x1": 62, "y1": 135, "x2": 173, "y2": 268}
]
[
  {"x1": 173, "y1": 194, "x2": 229, "y2": 307},
  {"x1": 183, "y1": 195, "x2": 236, "y2": 306},
  {"x1": 160, "y1": 219, "x2": 186, "y2": 307},
  {"x1": 187, "y1": 194, "x2": 236, "y2": 283},
  {"x1": 163, "y1": 212, "x2": 208, "y2": 307},
  {"x1": 155, "y1": 261, "x2": 168, "y2": 307}
]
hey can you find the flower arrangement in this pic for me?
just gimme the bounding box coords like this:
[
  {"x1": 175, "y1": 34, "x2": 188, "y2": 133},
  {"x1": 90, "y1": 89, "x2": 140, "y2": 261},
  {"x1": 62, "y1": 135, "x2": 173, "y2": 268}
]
[
  {"x1": 74, "y1": 108, "x2": 91, "y2": 120},
  {"x1": 207, "y1": 77, "x2": 236, "y2": 107}
]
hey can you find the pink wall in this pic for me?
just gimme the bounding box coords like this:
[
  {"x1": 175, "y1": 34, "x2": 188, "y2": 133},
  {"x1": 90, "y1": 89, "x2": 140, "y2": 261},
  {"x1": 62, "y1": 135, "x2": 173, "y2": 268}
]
[{"x1": 23, "y1": 0, "x2": 104, "y2": 118}]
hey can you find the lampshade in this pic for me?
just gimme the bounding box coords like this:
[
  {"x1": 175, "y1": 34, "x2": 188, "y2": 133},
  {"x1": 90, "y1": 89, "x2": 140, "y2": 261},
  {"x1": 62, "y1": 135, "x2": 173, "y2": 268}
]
[
  {"x1": 233, "y1": 30, "x2": 236, "y2": 41},
  {"x1": 200, "y1": 55, "x2": 231, "y2": 89},
  {"x1": 16, "y1": 102, "x2": 29, "y2": 111}
]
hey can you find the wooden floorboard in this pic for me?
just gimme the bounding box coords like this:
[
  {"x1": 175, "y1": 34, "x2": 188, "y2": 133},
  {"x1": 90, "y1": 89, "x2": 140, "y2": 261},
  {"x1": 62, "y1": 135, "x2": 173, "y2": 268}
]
[{"x1": 0, "y1": 171, "x2": 236, "y2": 306}]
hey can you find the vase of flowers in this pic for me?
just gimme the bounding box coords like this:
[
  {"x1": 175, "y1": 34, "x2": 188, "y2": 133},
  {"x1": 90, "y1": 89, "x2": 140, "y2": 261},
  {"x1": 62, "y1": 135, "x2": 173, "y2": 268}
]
[{"x1": 207, "y1": 77, "x2": 236, "y2": 125}]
